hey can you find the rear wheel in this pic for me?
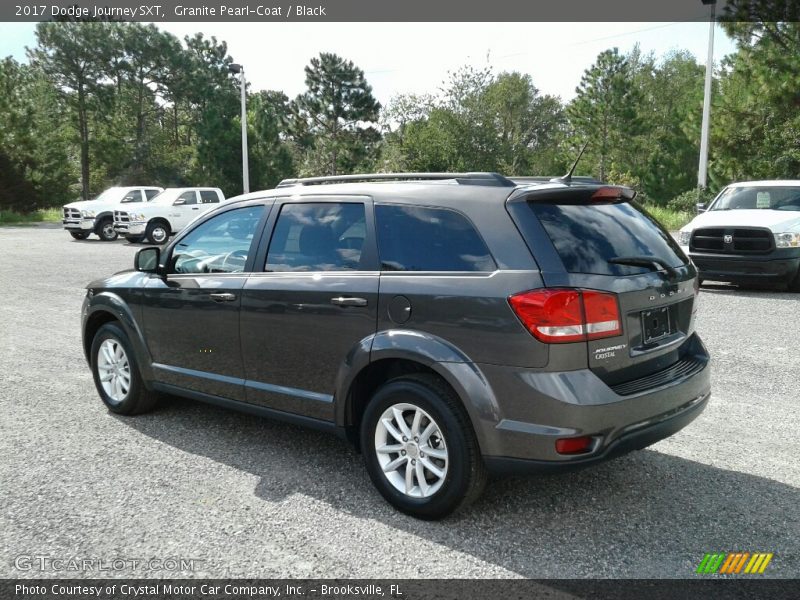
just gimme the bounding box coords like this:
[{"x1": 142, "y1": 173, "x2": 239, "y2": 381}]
[
  {"x1": 360, "y1": 374, "x2": 486, "y2": 520},
  {"x1": 90, "y1": 322, "x2": 159, "y2": 415},
  {"x1": 69, "y1": 231, "x2": 89, "y2": 240},
  {"x1": 145, "y1": 220, "x2": 170, "y2": 245},
  {"x1": 96, "y1": 217, "x2": 118, "y2": 241}
]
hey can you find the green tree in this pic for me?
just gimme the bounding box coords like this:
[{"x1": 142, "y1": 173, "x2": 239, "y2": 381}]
[
  {"x1": 248, "y1": 90, "x2": 296, "y2": 189},
  {"x1": 30, "y1": 21, "x2": 116, "y2": 200},
  {"x1": 568, "y1": 48, "x2": 643, "y2": 181},
  {"x1": 293, "y1": 53, "x2": 381, "y2": 175}
]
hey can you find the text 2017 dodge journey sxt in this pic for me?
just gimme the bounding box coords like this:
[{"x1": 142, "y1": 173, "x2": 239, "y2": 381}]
[{"x1": 81, "y1": 172, "x2": 711, "y2": 519}]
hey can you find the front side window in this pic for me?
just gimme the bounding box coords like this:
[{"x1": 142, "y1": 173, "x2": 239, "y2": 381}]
[
  {"x1": 176, "y1": 191, "x2": 197, "y2": 206},
  {"x1": 120, "y1": 190, "x2": 142, "y2": 203},
  {"x1": 265, "y1": 203, "x2": 366, "y2": 272},
  {"x1": 375, "y1": 204, "x2": 495, "y2": 272},
  {"x1": 200, "y1": 190, "x2": 220, "y2": 204},
  {"x1": 170, "y1": 205, "x2": 264, "y2": 274}
]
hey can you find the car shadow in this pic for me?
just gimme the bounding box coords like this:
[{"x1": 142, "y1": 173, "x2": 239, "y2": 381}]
[
  {"x1": 116, "y1": 395, "x2": 800, "y2": 577},
  {"x1": 700, "y1": 282, "x2": 798, "y2": 299}
]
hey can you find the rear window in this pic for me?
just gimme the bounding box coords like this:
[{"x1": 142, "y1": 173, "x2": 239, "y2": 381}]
[{"x1": 529, "y1": 201, "x2": 687, "y2": 276}]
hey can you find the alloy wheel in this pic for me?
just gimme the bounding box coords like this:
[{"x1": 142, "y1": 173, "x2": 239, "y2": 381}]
[{"x1": 96, "y1": 338, "x2": 131, "y2": 403}]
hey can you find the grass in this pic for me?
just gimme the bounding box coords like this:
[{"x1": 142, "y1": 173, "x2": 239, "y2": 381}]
[
  {"x1": 0, "y1": 208, "x2": 62, "y2": 225},
  {"x1": 642, "y1": 204, "x2": 694, "y2": 231}
]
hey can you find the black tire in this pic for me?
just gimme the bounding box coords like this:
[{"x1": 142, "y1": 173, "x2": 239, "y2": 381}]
[
  {"x1": 789, "y1": 269, "x2": 800, "y2": 293},
  {"x1": 95, "y1": 217, "x2": 118, "y2": 241},
  {"x1": 360, "y1": 374, "x2": 487, "y2": 520},
  {"x1": 145, "y1": 220, "x2": 170, "y2": 245},
  {"x1": 69, "y1": 231, "x2": 89, "y2": 240},
  {"x1": 125, "y1": 235, "x2": 144, "y2": 244},
  {"x1": 90, "y1": 322, "x2": 159, "y2": 415}
]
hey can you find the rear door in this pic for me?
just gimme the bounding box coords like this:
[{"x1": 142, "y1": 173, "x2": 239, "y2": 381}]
[
  {"x1": 507, "y1": 187, "x2": 699, "y2": 386},
  {"x1": 239, "y1": 197, "x2": 379, "y2": 421}
]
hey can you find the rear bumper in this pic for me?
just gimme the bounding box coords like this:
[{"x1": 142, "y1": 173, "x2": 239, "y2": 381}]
[
  {"x1": 476, "y1": 333, "x2": 711, "y2": 471},
  {"x1": 485, "y1": 391, "x2": 709, "y2": 474},
  {"x1": 690, "y1": 250, "x2": 800, "y2": 284}
]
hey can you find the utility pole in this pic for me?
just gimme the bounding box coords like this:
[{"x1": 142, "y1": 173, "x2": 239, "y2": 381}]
[
  {"x1": 698, "y1": 0, "x2": 716, "y2": 191},
  {"x1": 229, "y1": 63, "x2": 250, "y2": 194}
]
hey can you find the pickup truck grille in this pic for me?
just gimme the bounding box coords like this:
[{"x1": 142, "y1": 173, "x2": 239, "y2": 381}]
[
  {"x1": 63, "y1": 208, "x2": 81, "y2": 220},
  {"x1": 114, "y1": 210, "x2": 130, "y2": 223},
  {"x1": 690, "y1": 227, "x2": 773, "y2": 255}
]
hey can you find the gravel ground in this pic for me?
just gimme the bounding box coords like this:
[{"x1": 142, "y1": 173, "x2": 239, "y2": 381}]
[{"x1": 0, "y1": 226, "x2": 798, "y2": 579}]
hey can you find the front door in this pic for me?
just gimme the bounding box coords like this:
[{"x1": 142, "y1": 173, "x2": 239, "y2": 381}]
[
  {"x1": 240, "y1": 198, "x2": 379, "y2": 421},
  {"x1": 169, "y1": 190, "x2": 202, "y2": 231},
  {"x1": 140, "y1": 203, "x2": 269, "y2": 401}
]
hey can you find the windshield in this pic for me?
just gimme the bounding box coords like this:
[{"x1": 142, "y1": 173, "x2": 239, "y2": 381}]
[
  {"x1": 148, "y1": 189, "x2": 183, "y2": 204},
  {"x1": 710, "y1": 186, "x2": 800, "y2": 211},
  {"x1": 91, "y1": 187, "x2": 124, "y2": 202}
]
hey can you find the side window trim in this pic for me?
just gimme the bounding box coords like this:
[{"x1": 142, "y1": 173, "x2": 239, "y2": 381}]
[{"x1": 253, "y1": 196, "x2": 378, "y2": 274}]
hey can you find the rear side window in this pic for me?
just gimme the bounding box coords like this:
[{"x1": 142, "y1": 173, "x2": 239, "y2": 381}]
[
  {"x1": 144, "y1": 189, "x2": 160, "y2": 200},
  {"x1": 529, "y1": 201, "x2": 687, "y2": 276},
  {"x1": 200, "y1": 190, "x2": 220, "y2": 204},
  {"x1": 376, "y1": 205, "x2": 495, "y2": 272},
  {"x1": 265, "y1": 203, "x2": 367, "y2": 272}
]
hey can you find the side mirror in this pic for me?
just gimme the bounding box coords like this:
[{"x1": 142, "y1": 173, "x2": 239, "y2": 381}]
[
  {"x1": 173, "y1": 199, "x2": 186, "y2": 206},
  {"x1": 135, "y1": 247, "x2": 161, "y2": 273},
  {"x1": 696, "y1": 202, "x2": 707, "y2": 214}
]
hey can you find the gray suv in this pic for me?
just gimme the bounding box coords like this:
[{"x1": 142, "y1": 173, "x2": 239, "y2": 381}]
[{"x1": 81, "y1": 173, "x2": 711, "y2": 519}]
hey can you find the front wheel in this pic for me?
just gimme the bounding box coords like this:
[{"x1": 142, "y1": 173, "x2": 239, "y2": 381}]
[
  {"x1": 145, "y1": 221, "x2": 170, "y2": 245},
  {"x1": 69, "y1": 231, "x2": 89, "y2": 240},
  {"x1": 360, "y1": 374, "x2": 486, "y2": 520},
  {"x1": 96, "y1": 217, "x2": 118, "y2": 241},
  {"x1": 90, "y1": 322, "x2": 159, "y2": 415}
]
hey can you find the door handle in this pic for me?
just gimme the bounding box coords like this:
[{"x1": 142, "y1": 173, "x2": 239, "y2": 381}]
[
  {"x1": 209, "y1": 292, "x2": 237, "y2": 302},
  {"x1": 330, "y1": 296, "x2": 367, "y2": 307}
]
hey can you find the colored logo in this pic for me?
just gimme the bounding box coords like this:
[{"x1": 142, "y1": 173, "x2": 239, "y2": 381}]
[{"x1": 696, "y1": 552, "x2": 773, "y2": 574}]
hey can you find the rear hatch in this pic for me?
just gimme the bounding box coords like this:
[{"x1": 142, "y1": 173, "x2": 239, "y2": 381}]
[{"x1": 506, "y1": 185, "x2": 701, "y2": 390}]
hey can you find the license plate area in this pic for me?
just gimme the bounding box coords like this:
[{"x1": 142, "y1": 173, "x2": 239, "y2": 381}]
[{"x1": 641, "y1": 306, "x2": 673, "y2": 344}]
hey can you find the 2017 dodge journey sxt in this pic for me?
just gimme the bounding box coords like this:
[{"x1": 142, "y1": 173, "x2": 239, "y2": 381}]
[{"x1": 81, "y1": 172, "x2": 711, "y2": 519}]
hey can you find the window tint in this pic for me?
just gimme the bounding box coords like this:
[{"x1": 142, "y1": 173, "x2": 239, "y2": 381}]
[
  {"x1": 266, "y1": 203, "x2": 366, "y2": 272},
  {"x1": 529, "y1": 201, "x2": 688, "y2": 276},
  {"x1": 177, "y1": 191, "x2": 197, "y2": 205},
  {"x1": 170, "y1": 205, "x2": 264, "y2": 274},
  {"x1": 144, "y1": 189, "x2": 160, "y2": 200},
  {"x1": 375, "y1": 204, "x2": 495, "y2": 272},
  {"x1": 200, "y1": 190, "x2": 220, "y2": 204}
]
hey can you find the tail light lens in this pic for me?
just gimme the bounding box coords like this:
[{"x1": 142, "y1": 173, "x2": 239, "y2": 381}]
[
  {"x1": 556, "y1": 436, "x2": 594, "y2": 455},
  {"x1": 509, "y1": 288, "x2": 622, "y2": 343}
]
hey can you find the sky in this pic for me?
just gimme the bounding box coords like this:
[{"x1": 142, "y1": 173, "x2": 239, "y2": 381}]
[{"x1": 0, "y1": 21, "x2": 736, "y2": 104}]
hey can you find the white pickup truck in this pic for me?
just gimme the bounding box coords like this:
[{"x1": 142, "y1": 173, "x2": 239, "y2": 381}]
[
  {"x1": 679, "y1": 180, "x2": 800, "y2": 290},
  {"x1": 113, "y1": 187, "x2": 226, "y2": 244},
  {"x1": 62, "y1": 186, "x2": 163, "y2": 241}
]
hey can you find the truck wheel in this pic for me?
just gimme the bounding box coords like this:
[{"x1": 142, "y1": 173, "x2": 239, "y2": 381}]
[
  {"x1": 90, "y1": 322, "x2": 159, "y2": 415},
  {"x1": 145, "y1": 221, "x2": 169, "y2": 245},
  {"x1": 360, "y1": 374, "x2": 487, "y2": 520},
  {"x1": 70, "y1": 232, "x2": 89, "y2": 240},
  {"x1": 96, "y1": 217, "x2": 118, "y2": 241}
]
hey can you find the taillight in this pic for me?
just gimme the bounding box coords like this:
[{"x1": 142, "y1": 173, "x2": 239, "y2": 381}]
[
  {"x1": 508, "y1": 288, "x2": 622, "y2": 343},
  {"x1": 555, "y1": 436, "x2": 594, "y2": 455}
]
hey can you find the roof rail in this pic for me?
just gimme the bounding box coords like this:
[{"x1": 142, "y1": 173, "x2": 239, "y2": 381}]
[{"x1": 276, "y1": 172, "x2": 516, "y2": 188}]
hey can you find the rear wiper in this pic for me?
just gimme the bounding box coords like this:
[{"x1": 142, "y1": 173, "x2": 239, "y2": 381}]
[{"x1": 608, "y1": 256, "x2": 680, "y2": 281}]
